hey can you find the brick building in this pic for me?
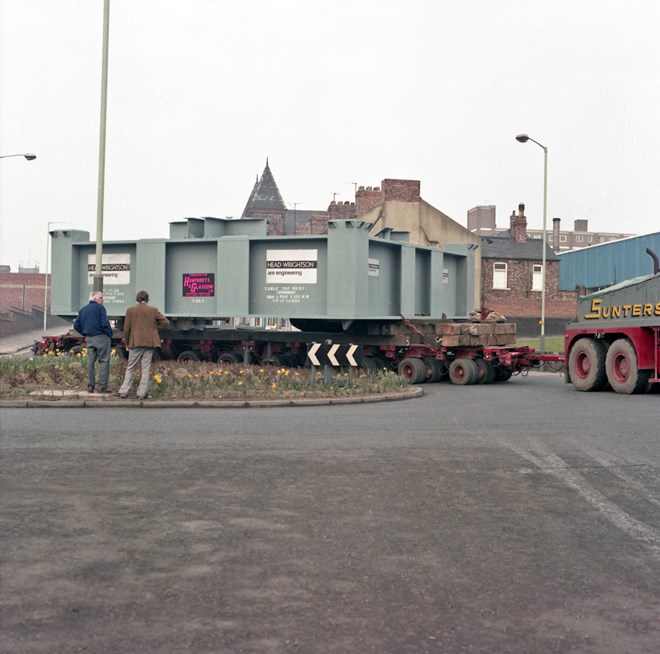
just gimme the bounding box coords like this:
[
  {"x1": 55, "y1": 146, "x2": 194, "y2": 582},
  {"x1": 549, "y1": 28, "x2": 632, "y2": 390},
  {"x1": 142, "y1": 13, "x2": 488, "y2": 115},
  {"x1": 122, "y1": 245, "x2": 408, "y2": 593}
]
[{"x1": 480, "y1": 205, "x2": 578, "y2": 337}]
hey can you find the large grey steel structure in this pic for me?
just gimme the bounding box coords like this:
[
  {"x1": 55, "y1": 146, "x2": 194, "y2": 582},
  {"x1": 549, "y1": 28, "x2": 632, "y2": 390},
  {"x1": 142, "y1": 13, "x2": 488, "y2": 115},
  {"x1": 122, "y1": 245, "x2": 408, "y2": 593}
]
[{"x1": 50, "y1": 218, "x2": 476, "y2": 327}]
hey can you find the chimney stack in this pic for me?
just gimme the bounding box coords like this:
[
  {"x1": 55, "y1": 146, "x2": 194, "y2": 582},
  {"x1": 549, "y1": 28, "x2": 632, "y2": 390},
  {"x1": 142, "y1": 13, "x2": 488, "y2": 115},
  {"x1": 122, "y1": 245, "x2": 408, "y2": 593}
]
[
  {"x1": 552, "y1": 217, "x2": 561, "y2": 252},
  {"x1": 510, "y1": 203, "x2": 528, "y2": 243}
]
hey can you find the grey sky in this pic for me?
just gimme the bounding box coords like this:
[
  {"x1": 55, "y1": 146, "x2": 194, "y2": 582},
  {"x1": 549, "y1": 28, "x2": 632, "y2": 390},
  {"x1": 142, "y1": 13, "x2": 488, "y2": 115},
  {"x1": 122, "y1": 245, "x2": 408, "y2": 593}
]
[{"x1": 1, "y1": 0, "x2": 658, "y2": 272}]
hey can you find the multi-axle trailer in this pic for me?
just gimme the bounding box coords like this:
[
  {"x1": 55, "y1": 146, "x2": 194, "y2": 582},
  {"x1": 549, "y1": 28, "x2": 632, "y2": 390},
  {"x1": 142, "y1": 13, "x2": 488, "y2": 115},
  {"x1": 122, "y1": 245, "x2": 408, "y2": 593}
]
[
  {"x1": 34, "y1": 313, "x2": 545, "y2": 386},
  {"x1": 39, "y1": 217, "x2": 658, "y2": 393}
]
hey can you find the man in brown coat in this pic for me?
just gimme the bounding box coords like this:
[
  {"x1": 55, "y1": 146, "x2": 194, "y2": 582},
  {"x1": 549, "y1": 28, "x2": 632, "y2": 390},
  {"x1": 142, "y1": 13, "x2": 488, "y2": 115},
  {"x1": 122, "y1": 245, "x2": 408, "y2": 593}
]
[{"x1": 118, "y1": 290, "x2": 169, "y2": 399}]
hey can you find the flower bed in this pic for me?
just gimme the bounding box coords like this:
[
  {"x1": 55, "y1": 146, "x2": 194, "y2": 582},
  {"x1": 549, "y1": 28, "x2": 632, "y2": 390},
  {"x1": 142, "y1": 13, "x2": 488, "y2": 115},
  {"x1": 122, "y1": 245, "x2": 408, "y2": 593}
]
[{"x1": 1, "y1": 350, "x2": 409, "y2": 400}]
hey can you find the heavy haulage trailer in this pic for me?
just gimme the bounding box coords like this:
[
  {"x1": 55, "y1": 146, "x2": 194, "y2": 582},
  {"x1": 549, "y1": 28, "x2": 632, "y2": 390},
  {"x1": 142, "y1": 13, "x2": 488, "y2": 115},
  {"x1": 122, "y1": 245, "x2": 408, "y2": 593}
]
[
  {"x1": 34, "y1": 312, "x2": 543, "y2": 386},
  {"x1": 39, "y1": 217, "x2": 659, "y2": 392},
  {"x1": 564, "y1": 250, "x2": 660, "y2": 394},
  {"x1": 38, "y1": 216, "x2": 546, "y2": 385}
]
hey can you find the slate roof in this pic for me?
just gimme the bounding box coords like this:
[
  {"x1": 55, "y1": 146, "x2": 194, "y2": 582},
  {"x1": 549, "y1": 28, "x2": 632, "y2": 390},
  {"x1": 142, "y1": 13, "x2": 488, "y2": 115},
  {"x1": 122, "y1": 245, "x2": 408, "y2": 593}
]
[
  {"x1": 242, "y1": 159, "x2": 287, "y2": 216},
  {"x1": 480, "y1": 230, "x2": 558, "y2": 261}
]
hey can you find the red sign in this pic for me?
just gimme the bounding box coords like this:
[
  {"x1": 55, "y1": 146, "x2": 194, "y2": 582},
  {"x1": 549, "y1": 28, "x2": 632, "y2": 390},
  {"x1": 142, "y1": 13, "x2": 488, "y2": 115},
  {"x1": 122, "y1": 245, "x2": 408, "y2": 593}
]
[{"x1": 183, "y1": 273, "x2": 215, "y2": 297}]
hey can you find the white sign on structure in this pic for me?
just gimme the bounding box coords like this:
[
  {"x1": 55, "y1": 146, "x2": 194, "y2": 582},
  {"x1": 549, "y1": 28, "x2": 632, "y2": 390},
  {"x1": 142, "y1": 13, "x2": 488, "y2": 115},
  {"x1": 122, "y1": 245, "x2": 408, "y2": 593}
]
[
  {"x1": 368, "y1": 258, "x2": 380, "y2": 277},
  {"x1": 266, "y1": 249, "x2": 318, "y2": 284},
  {"x1": 87, "y1": 253, "x2": 131, "y2": 285}
]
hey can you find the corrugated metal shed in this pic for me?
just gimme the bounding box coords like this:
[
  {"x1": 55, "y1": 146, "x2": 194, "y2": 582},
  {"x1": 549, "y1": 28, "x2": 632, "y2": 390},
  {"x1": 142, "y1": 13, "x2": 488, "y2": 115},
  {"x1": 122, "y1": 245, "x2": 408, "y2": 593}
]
[{"x1": 558, "y1": 232, "x2": 660, "y2": 291}]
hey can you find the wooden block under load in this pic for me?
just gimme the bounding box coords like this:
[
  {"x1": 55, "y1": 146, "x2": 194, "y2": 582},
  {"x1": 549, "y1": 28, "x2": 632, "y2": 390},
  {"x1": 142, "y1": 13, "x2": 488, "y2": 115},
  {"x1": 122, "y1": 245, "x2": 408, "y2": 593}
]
[
  {"x1": 493, "y1": 323, "x2": 517, "y2": 335},
  {"x1": 440, "y1": 321, "x2": 516, "y2": 346},
  {"x1": 441, "y1": 335, "x2": 481, "y2": 347}
]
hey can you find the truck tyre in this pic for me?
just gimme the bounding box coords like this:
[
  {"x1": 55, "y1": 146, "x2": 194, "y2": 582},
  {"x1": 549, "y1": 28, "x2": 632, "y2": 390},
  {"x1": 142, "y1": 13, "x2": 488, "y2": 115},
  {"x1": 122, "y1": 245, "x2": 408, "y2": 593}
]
[
  {"x1": 423, "y1": 356, "x2": 447, "y2": 383},
  {"x1": 449, "y1": 358, "x2": 478, "y2": 385},
  {"x1": 177, "y1": 350, "x2": 202, "y2": 363},
  {"x1": 605, "y1": 338, "x2": 651, "y2": 394},
  {"x1": 397, "y1": 357, "x2": 427, "y2": 383},
  {"x1": 474, "y1": 357, "x2": 496, "y2": 384},
  {"x1": 568, "y1": 338, "x2": 608, "y2": 391}
]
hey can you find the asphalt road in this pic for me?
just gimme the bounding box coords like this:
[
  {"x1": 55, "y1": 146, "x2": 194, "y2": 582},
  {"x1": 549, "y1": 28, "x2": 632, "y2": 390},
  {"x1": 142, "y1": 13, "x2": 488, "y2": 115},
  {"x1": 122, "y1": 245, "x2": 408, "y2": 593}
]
[{"x1": 1, "y1": 373, "x2": 659, "y2": 653}]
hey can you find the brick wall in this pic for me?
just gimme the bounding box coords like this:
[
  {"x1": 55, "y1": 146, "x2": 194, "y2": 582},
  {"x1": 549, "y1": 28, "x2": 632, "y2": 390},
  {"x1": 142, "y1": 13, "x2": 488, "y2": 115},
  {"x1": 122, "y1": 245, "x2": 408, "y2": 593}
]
[
  {"x1": 356, "y1": 186, "x2": 382, "y2": 217},
  {"x1": 481, "y1": 259, "x2": 578, "y2": 326},
  {"x1": 0, "y1": 272, "x2": 49, "y2": 312},
  {"x1": 327, "y1": 200, "x2": 357, "y2": 221},
  {"x1": 381, "y1": 179, "x2": 420, "y2": 202}
]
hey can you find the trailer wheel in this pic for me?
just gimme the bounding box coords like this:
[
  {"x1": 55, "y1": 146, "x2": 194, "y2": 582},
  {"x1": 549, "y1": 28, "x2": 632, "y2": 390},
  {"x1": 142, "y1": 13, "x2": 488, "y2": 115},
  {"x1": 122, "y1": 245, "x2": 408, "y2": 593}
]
[
  {"x1": 112, "y1": 346, "x2": 128, "y2": 359},
  {"x1": 494, "y1": 367, "x2": 513, "y2": 382},
  {"x1": 474, "y1": 358, "x2": 496, "y2": 384},
  {"x1": 423, "y1": 356, "x2": 447, "y2": 383},
  {"x1": 359, "y1": 356, "x2": 381, "y2": 374},
  {"x1": 605, "y1": 338, "x2": 651, "y2": 394},
  {"x1": 217, "y1": 352, "x2": 243, "y2": 365},
  {"x1": 448, "y1": 358, "x2": 478, "y2": 385},
  {"x1": 397, "y1": 357, "x2": 427, "y2": 383},
  {"x1": 177, "y1": 350, "x2": 202, "y2": 363},
  {"x1": 261, "y1": 353, "x2": 289, "y2": 367},
  {"x1": 568, "y1": 338, "x2": 608, "y2": 392}
]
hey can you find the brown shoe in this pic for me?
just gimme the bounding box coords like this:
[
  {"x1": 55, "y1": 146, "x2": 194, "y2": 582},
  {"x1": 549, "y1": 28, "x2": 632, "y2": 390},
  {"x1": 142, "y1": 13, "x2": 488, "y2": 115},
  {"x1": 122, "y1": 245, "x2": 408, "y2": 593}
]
[
  {"x1": 87, "y1": 385, "x2": 95, "y2": 393},
  {"x1": 96, "y1": 387, "x2": 111, "y2": 394}
]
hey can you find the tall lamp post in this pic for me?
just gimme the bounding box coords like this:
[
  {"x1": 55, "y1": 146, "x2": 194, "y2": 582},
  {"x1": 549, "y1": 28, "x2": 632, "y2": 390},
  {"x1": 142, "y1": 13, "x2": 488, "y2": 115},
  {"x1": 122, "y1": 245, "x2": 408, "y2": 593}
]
[
  {"x1": 94, "y1": 0, "x2": 111, "y2": 293},
  {"x1": 516, "y1": 133, "x2": 548, "y2": 353},
  {"x1": 0, "y1": 153, "x2": 37, "y2": 161}
]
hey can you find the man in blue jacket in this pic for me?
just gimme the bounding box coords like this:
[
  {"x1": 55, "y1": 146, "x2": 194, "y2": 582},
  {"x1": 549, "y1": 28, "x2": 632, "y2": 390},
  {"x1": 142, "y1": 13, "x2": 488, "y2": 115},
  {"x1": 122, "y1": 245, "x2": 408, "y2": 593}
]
[{"x1": 73, "y1": 291, "x2": 113, "y2": 393}]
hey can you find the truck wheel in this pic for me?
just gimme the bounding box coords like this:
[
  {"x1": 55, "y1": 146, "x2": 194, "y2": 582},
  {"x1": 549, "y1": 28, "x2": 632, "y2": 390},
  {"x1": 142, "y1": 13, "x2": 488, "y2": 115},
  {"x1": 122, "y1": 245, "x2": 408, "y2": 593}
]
[
  {"x1": 423, "y1": 357, "x2": 447, "y2": 383},
  {"x1": 177, "y1": 350, "x2": 202, "y2": 363},
  {"x1": 605, "y1": 338, "x2": 651, "y2": 394},
  {"x1": 474, "y1": 358, "x2": 496, "y2": 384},
  {"x1": 568, "y1": 338, "x2": 608, "y2": 391},
  {"x1": 448, "y1": 358, "x2": 478, "y2": 385},
  {"x1": 397, "y1": 357, "x2": 427, "y2": 383}
]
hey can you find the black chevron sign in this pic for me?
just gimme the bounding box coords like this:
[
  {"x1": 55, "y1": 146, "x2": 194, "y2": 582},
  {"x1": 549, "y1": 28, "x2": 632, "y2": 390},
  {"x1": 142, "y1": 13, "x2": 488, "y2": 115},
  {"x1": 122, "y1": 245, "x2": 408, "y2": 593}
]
[{"x1": 307, "y1": 342, "x2": 363, "y2": 367}]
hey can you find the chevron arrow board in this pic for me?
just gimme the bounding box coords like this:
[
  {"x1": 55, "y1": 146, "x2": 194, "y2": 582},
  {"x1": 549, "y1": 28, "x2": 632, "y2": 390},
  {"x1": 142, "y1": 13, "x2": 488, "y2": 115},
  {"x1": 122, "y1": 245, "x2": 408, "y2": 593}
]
[{"x1": 307, "y1": 342, "x2": 363, "y2": 367}]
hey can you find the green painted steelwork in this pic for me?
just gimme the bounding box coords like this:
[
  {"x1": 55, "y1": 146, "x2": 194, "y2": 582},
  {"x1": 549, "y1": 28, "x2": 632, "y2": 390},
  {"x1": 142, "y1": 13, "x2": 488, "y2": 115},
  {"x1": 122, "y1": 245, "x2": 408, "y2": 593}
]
[{"x1": 50, "y1": 217, "x2": 475, "y2": 322}]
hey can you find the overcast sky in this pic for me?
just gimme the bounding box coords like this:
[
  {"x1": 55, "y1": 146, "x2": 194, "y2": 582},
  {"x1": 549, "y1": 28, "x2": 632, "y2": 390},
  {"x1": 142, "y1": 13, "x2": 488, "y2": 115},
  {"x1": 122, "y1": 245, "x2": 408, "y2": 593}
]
[{"x1": 1, "y1": 0, "x2": 658, "y2": 272}]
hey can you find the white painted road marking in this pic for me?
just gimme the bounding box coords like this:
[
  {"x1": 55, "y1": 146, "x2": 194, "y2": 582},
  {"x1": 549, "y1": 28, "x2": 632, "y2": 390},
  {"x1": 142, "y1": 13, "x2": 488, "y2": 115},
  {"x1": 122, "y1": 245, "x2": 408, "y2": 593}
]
[{"x1": 502, "y1": 438, "x2": 660, "y2": 555}]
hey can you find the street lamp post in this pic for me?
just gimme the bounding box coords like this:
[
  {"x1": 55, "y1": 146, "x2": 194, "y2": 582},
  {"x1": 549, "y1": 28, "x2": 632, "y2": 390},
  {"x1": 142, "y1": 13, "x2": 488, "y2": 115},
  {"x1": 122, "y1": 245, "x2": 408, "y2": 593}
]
[
  {"x1": 516, "y1": 134, "x2": 548, "y2": 353},
  {"x1": 0, "y1": 153, "x2": 37, "y2": 161}
]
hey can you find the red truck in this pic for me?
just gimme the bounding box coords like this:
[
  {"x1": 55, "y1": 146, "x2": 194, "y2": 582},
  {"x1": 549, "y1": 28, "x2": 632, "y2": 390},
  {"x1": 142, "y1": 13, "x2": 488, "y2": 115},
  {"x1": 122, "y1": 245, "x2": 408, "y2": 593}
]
[{"x1": 564, "y1": 250, "x2": 659, "y2": 394}]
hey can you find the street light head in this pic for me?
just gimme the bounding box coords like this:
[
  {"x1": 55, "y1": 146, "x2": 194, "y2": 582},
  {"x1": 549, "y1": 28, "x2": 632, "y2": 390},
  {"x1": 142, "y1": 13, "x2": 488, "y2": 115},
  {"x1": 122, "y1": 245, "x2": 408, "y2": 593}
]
[
  {"x1": 515, "y1": 134, "x2": 530, "y2": 143},
  {"x1": 24, "y1": 153, "x2": 37, "y2": 161}
]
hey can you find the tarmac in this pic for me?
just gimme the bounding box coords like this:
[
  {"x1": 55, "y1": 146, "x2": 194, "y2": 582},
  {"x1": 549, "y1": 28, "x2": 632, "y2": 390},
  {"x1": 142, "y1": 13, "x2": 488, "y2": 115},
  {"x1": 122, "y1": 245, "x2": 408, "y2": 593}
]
[
  {"x1": 0, "y1": 328, "x2": 423, "y2": 408},
  {"x1": 0, "y1": 328, "x2": 46, "y2": 356}
]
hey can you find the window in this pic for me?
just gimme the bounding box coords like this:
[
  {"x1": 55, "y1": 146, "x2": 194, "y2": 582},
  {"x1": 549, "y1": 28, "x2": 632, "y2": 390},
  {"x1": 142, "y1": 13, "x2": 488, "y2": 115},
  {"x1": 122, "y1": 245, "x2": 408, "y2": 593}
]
[
  {"x1": 532, "y1": 264, "x2": 543, "y2": 291},
  {"x1": 560, "y1": 235, "x2": 567, "y2": 242},
  {"x1": 493, "y1": 262, "x2": 508, "y2": 289},
  {"x1": 575, "y1": 235, "x2": 583, "y2": 242}
]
